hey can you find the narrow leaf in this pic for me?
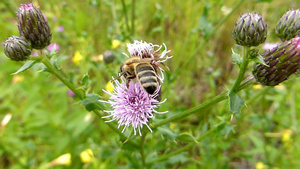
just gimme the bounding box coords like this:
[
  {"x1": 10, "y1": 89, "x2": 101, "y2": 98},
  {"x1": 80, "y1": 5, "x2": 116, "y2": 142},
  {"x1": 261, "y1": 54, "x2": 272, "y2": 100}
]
[
  {"x1": 228, "y1": 90, "x2": 244, "y2": 114},
  {"x1": 12, "y1": 60, "x2": 38, "y2": 75},
  {"x1": 80, "y1": 93, "x2": 104, "y2": 111},
  {"x1": 177, "y1": 133, "x2": 196, "y2": 143},
  {"x1": 250, "y1": 53, "x2": 268, "y2": 66},
  {"x1": 157, "y1": 127, "x2": 177, "y2": 140},
  {"x1": 231, "y1": 49, "x2": 242, "y2": 67},
  {"x1": 81, "y1": 74, "x2": 90, "y2": 88}
]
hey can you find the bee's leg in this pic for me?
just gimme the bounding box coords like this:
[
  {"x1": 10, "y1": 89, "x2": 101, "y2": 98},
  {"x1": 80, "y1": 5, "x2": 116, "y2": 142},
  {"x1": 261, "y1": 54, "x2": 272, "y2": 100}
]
[
  {"x1": 125, "y1": 76, "x2": 135, "y2": 88},
  {"x1": 113, "y1": 72, "x2": 126, "y2": 81},
  {"x1": 126, "y1": 79, "x2": 130, "y2": 88}
]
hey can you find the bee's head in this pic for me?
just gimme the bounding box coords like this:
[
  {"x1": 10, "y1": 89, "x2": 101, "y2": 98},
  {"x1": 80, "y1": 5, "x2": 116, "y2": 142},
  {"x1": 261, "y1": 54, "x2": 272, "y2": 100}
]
[{"x1": 119, "y1": 64, "x2": 124, "y2": 73}]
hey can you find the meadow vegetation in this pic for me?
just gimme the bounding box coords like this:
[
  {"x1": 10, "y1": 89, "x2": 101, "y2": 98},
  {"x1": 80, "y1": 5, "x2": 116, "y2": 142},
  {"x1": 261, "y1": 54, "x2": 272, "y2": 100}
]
[{"x1": 0, "y1": 0, "x2": 299, "y2": 168}]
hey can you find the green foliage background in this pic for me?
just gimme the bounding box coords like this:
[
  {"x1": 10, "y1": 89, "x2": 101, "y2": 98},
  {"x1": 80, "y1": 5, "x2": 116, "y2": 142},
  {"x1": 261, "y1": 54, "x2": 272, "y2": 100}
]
[{"x1": 0, "y1": 0, "x2": 299, "y2": 168}]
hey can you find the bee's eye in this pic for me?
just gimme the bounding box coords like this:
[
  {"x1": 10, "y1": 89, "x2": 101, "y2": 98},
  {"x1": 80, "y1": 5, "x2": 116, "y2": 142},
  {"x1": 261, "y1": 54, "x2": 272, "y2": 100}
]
[{"x1": 120, "y1": 65, "x2": 123, "y2": 72}]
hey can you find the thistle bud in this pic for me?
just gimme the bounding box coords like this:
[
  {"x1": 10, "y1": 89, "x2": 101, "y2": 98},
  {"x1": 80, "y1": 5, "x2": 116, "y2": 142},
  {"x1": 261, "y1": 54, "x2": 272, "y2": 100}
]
[
  {"x1": 252, "y1": 37, "x2": 300, "y2": 86},
  {"x1": 276, "y1": 9, "x2": 300, "y2": 41},
  {"x1": 17, "y1": 3, "x2": 52, "y2": 49},
  {"x1": 103, "y1": 50, "x2": 115, "y2": 63},
  {"x1": 232, "y1": 13, "x2": 267, "y2": 47},
  {"x1": 2, "y1": 36, "x2": 32, "y2": 61}
]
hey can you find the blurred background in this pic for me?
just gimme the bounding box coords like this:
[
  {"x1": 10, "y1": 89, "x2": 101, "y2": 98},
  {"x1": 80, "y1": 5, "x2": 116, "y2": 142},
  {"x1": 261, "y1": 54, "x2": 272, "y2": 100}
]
[{"x1": 0, "y1": 0, "x2": 299, "y2": 168}]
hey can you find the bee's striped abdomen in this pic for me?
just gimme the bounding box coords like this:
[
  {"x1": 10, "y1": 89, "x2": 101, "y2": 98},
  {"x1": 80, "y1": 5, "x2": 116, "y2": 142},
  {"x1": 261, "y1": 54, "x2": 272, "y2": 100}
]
[{"x1": 136, "y1": 63, "x2": 158, "y2": 94}]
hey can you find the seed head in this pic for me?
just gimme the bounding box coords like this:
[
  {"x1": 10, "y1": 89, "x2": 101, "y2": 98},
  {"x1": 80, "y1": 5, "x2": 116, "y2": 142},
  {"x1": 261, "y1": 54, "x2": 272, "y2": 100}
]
[
  {"x1": 276, "y1": 9, "x2": 300, "y2": 41},
  {"x1": 232, "y1": 13, "x2": 267, "y2": 46},
  {"x1": 103, "y1": 50, "x2": 115, "y2": 63},
  {"x1": 17, "y1": 3, "x2": 52, "y2": 49},
  {"x1": 2, "y1": 35, "x2": 32, "y2": 61},
  {"x1": 252, "y1": 37, "x2": 300, "y2": 86},
  {"x1": 99, "y1": 78, "x2": 167, "y2": 136}
]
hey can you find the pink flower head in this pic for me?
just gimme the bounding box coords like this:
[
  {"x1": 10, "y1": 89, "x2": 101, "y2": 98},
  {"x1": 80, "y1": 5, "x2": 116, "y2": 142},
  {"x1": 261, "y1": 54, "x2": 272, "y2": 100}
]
[
  {"x1": 47, "y1": 43, "x2": 60, "y2": 52},
  {"x1": 57, "y1": 26, "x2": 64, "y2": 32},
  {"x1": 99, "y1": 78, "x2": 167, "y2": 136},
  {"x1": 67, "y1": 89, "x2": 75, "y2": 97},
  {"x1": 126, "y1": 40, "x2": 172, "y2": 61}
]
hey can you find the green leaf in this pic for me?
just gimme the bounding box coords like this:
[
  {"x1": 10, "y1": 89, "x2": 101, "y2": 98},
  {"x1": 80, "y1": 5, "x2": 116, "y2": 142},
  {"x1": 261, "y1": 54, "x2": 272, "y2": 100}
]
[
  {"x1": 12, "y1": 60, "x2": 38, "y2": 75},
  {"x1": 177, "y1": 133, "x2": 196, "y2": 143},
  {"x1": 50, "y1": 58, "x2": 60, "y2": 70},
  {"x1": 157, "y1": 127, "x2": 177, "y2": 140},
  {"x1": 49, "y1": 44, "x2": 58, "y2": 56},
  {"x1": 250, "y1": 53, "x2": 268, "y2": 66},
  {"x1": 81, "y1": 74, "x2": 90, "y2": 88},
  {"x1": 231, "y1": 48, "x2": 242, "y2": 67},
  {"x1": 80, "y1": 93, "x2": 104, "y2": 111},
  {"x1": 228, "y1": 90, "x2": 244, "y2": 114}
]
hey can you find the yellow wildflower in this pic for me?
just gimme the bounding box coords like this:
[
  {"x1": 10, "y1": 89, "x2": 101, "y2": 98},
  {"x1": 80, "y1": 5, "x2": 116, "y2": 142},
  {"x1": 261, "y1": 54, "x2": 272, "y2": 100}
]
[
  {"x1": 282, "y1": 129, "x2": 292, "y2": 148},
  {"x1": 72, "y1": 51, "x2": 83, "y2": 64},
  {"x1": 255, "y1": 161, "x2": 268, "y2": 169},
  {"x1": 170, "y1": 123, "x2": 176, "y2": 130},
  {"x1": 50, "y1": 153, "x2": 71, "y2": 166},
  {"x1": 105, "y1": 81, "x2": 114, "y2": 93},
  {"x1": 80, "y1": 149, "x2": 94, "y2": 163},
  {"x1": 253, "y1": 84, "x2": 263, "y2": 90},
  {"x1": 111, "y1": 39, "x2": 121, "y2": 49},
  {"x1": 12, "y1": 75, "x2": 24, "y2": 84}
]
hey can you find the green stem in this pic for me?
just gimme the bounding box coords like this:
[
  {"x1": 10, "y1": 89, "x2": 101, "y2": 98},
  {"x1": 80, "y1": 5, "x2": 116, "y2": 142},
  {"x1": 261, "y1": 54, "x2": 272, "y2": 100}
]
[
  {"x1": 39, "y1": 53, "x2": 139, "y2": 148},
  {"x1": 290, "y1": 84, "x2": 297, "y2": 131},
  {"x1": 231, "y1": 46, "x2": 250, "y2": 93},
  {"x1": 40, "y1": 53, "x2": 85, "y2": 99},
  {"x1": 140, "y1": 134, "x2": 146, "y2": 168},
  {"x1": 171, "y1": 0, "x2": 246, "y2": 81},
  {"x1": 152, "y1": 77, "x2": 255, "y2": 129},
  {"x1": 0, "y1": 0, "x2": 17, "y2": 17},
  {"x1": 0, "y1": 144, "x2": 26, "y2": 168},
  {"x1": 131, "y1": 0, "x2": 135, "y2": 35},
  {"x1": 210, "y1": 0, "x2": 245, "y2": 36},
  {"x1": 146, "y1": 122, "x2": 225, "y2": 164},
  {"x1": 120, "y1": 0, "x2": 131, "y2": 33}
]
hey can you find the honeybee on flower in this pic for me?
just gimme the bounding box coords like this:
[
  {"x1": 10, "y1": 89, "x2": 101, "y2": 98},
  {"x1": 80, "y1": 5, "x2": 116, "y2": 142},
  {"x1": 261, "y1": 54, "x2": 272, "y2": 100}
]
[{"x1": 99, "y1": 41, "x2": 172, "y2": 135}]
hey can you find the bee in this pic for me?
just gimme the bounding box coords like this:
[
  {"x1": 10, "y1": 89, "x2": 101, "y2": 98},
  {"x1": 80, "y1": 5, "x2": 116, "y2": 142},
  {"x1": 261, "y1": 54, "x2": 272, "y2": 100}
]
[{"x1": 116, "y1": 56, "x2": 159, "y2": 95}]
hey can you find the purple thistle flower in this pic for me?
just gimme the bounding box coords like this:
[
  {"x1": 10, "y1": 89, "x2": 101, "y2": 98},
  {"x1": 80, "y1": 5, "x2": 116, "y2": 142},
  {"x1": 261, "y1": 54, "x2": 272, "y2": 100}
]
[
  {"x1": 99, "y1": 78, "x2": 167, "y2": 136},
  {"x1": 253, "y1": 36, "x2": 300, "y2": 86},
  {"x1": 17, "y1": 3, "x2": 52, "y2": 49}
]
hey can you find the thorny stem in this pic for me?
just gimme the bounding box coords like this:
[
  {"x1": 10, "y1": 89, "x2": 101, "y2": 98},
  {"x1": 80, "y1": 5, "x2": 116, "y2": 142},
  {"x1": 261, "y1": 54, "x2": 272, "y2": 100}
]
[
  {"x1": 231, "y1": 46, "x2": 251, "y2": 93},
  {"x1": 147, "y1": 122, "x2": 226, "y2": 164},
  {"x1": 40, "y1": 53, "x2": 85, "y2": 99},
  {"x1": 39, "y1": 53, "x2": 139, "y2": 148},
  {"x1": 152, "y1": 77, "x2": 255, "y2": 129}
]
